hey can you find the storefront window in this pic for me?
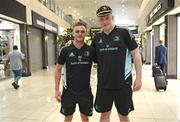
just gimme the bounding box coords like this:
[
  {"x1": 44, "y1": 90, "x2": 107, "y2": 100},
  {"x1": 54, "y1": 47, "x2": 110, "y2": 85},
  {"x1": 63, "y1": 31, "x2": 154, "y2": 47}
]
[
  {"x1": 46, "y1": 0, "x2": 55, "y2": 12},
  {"x1": 37, "y1": 0, "x2": 73, "y2": 24},
  {"x1": 0, "y1": 31, "x2": 12, "y2": 60},
  {"x1": 0, "y1": 19, "x2": 20, "y2": 79}
]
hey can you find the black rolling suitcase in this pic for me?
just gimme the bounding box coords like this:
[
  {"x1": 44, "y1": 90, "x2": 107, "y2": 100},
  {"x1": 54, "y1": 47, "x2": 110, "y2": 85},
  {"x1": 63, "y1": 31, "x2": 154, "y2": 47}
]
[
  {"x1": 152, "y1": 65, "x2": 163, "y2": 77},
  {"x1": 154, "y1": 76, "x2": 167, "y2": 91},
  {"x1": 152, "y1": 65, "x2": 167, "y2": 91}
]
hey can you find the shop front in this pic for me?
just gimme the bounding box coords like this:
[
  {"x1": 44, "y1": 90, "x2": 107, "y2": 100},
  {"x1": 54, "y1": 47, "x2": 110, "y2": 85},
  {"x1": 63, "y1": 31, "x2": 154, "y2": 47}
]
[
  {"x1": 0, "y1": 19, "x2": 21, "y2": 78},
  {"x1": 0, "y1": 0, "x2": 26, "y2": 79},
  {"x1": 27, "y1": 11, "x2": 58, "y2": 72},
  {"x1": 145, "y1": 0, "x2": 176, "y2": 78}
]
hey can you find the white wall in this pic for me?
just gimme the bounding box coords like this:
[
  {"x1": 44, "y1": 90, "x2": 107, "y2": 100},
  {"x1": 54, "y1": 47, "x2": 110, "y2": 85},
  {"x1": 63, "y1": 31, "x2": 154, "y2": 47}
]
[
  {"x1": 177, "y1": 17, "x2": 180, "y2": 79},
  {"x1": 160, "y1": 24, "x2": 165, "y2": 41},
  {"x1": 58, "y1": 26, "x2": 66, "y2": 35},
  {"x1": 13, "y1": 23, "x2": 20, "y2": 51}
]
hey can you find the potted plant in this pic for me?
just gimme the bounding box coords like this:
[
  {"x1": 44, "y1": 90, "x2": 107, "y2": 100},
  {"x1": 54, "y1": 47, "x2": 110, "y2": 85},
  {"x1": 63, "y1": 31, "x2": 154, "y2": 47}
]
[{"x1": 55, "y1": 27, "x2": 73, "y2": 49}]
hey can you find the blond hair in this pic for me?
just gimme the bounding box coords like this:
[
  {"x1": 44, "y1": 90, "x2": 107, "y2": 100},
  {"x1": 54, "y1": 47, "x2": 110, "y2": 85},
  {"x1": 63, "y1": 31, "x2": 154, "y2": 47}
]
[{"x1": 159, "y1": 40, "x2": 164, "y2": 44}]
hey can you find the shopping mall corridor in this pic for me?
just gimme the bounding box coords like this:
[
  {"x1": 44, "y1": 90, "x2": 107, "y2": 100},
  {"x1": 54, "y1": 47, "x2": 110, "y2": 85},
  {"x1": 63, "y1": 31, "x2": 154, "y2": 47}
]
[{"x1": 0, "y1": 65, "x2": 180, "y2": 122}]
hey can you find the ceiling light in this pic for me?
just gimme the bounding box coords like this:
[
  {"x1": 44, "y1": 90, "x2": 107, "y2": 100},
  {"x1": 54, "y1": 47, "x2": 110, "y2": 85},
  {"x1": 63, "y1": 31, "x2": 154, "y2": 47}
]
[
  {"x1": 73, "y1": 10, "x2": 76, "y2": 13},
  {"x1": 122, "y1": 4, "x2": 125, "y2": 7},
  {"x1": 68, "y1": 6, "x2": 72, "y2": 9}
]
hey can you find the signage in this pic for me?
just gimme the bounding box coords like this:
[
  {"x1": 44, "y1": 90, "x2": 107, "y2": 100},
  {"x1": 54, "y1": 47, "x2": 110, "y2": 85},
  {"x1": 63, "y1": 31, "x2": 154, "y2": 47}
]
[
  {"x1": 32, "y1": 12, "x2": 45, "y2": 29},
  {"x1": 0, "y1": 0, "x2": 26, "y2": 22},
  {"x1": 146, "y1": 0, "x2": 174, "y2": 26},
  {"x1": 45, "y1": 19, "x2": 58, "y2": 33},
  {"x1": 149, "y1": 3, "x2": 162, "y2": 20},
  {"x1": 32, "y1": 11, "x2": 58, "y2": 34}
]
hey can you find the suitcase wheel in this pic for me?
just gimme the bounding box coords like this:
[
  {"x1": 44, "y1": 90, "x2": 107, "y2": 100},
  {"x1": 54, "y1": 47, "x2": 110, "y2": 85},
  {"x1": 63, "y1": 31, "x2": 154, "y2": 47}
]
[
  {"x1": 156, "y1": 87, "x2": 159, "y2": 91},
  {"x1": 164, "y1": 87, "x2": 167, "y2": 91},
  {"x1": 156, "y1": 87, "x2": 167, "y2": 91}
]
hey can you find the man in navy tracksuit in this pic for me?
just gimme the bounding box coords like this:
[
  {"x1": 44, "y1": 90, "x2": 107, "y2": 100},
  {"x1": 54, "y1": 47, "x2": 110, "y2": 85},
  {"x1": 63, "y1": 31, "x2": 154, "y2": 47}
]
[{"x1": 155, "y1": 40, "x2": 167, "y2": 74}]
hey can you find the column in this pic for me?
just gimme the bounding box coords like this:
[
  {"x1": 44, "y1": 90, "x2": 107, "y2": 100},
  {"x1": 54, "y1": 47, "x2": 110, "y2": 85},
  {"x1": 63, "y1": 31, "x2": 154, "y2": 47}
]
[
  {"x1": 165, "y1": 15, "x2": 177, "y2": 79},
  {"x1": 152, "y1": 25, "x2": 160, "y2": 65},
  {"x1": 145, "y1": 31, "x2": 151, "y2": 64}
]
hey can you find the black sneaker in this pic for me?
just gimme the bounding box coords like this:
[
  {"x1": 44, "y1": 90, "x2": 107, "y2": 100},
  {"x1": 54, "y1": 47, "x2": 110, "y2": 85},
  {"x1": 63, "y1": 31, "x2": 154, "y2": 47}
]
[{"x1": 12, "y1": 82, "x2": 19, "y2": 89}]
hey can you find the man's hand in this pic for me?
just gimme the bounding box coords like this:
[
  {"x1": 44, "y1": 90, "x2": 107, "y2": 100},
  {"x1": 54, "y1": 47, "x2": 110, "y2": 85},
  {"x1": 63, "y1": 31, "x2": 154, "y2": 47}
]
[
  {"x1": 55, "y1": 90, "x2": 61, "y2": 103},
  {"x1": 133, "y1": 79, "x2": 142, "y2": 92},
  {"x1": 131, "y1": 48, "x2": 142, "y2": 92}
]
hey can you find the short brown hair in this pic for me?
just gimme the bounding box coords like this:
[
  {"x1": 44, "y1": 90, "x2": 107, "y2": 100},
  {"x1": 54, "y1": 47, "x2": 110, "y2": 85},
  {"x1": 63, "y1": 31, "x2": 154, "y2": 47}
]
[{"x1": 73, "y1": 22, "x2": 87, "y2": 29}]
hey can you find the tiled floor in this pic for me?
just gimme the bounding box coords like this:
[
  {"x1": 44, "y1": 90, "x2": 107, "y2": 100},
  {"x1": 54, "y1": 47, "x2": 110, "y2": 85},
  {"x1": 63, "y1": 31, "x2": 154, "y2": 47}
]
[{"x1": 0, "y1": 65, "x2": 180, "y2": 122}]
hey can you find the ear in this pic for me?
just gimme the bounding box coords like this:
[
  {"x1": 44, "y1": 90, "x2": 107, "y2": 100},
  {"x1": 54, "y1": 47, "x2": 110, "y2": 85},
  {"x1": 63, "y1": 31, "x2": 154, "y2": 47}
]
[
  {"x1": 73, "y1": 30, "x2": 75, "y2": 37},
  {"x1": 112, "y1": 15, "x2": 114, "y2": 20},
  {"x1": 112, "y1": 15, "x2": 115, "y2": 23}
]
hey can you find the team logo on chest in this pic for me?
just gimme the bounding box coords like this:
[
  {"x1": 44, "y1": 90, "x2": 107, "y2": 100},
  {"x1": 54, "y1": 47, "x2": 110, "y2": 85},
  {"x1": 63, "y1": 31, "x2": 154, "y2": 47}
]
[
  {"x1": 113, "y1": 36, "x2": 120, "y2": 42},
  {"x1": 78, "y1": 56, "x2": 82, "y2": 62}
]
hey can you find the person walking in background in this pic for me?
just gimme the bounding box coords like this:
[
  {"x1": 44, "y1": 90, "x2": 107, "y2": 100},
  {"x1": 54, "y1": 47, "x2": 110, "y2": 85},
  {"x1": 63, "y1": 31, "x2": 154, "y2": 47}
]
[
  {"x1": 155, "y1": 40, "x2": 167, "y2": 74},
  {"x1": 5, "y1": 45, "x2": 25, "y2": 89},
  {"x1": 91, "y1": 5, "x2": 142, "y2": 122},
  {"x1": 55, "y1": 22, "x2": 95, "y2": 122}
]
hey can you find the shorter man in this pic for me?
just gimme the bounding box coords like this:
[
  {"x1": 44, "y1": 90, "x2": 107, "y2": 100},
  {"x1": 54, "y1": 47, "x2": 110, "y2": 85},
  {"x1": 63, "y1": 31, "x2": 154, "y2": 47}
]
[
  {"x1": 155, "y1": 40, "x2": 167, "y2": 74},
  {"x1": 55, "y1": 22, "x2": 95, "y2": 122},
  {"x1": 5, "y1": 45, "x2": 25, "y2": 89}
]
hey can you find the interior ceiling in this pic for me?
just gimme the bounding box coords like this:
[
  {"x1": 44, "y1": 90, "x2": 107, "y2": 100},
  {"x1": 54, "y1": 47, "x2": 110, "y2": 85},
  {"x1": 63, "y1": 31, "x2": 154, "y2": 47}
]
[{"x1": 52, "y1": 0, "x2": 139, "y2": 27}]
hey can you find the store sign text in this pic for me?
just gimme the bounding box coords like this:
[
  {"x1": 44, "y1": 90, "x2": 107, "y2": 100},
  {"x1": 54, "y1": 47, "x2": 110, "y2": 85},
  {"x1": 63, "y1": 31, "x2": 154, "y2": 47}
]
[{"x1": 150, "y1": 3, "x2": 162, "y2": 19}]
